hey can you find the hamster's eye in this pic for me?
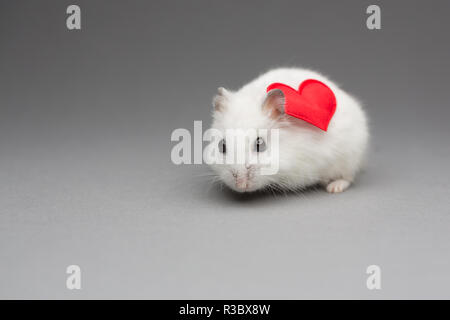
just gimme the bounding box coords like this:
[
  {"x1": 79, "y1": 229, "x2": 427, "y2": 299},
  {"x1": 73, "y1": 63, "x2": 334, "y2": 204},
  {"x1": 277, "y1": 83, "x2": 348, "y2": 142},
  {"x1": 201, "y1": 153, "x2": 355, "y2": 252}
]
[
  {"x1": 218, "y1": 139, "x2": 226, "y2": 153},
  {"x1": 255, "y1": 137, "x2": 266, "y2": 152}
]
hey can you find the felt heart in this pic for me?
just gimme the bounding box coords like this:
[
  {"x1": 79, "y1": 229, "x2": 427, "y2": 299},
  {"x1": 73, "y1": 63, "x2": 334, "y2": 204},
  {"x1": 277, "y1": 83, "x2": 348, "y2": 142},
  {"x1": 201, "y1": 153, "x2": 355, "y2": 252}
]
[{"x1": 266, "y1": 79, "x2": 337, "y2": 131}]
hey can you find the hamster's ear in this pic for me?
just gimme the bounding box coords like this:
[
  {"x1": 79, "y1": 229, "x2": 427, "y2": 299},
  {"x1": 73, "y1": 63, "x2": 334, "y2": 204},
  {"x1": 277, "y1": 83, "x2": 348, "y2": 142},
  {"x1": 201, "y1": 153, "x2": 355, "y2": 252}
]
[
  {"x1": 263, "y1": 89, "x2": 285, "y2": 119},
  {"x1": 213, "y1": 87, "x2": 231, "y2": 112}
]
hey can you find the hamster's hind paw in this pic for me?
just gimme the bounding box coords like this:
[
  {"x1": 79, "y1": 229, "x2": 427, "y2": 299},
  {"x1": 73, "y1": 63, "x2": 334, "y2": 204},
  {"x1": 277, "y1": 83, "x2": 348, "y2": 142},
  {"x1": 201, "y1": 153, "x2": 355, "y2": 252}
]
[{"x1": 326, "y1": 179, "x2": 351, "y2": 193}]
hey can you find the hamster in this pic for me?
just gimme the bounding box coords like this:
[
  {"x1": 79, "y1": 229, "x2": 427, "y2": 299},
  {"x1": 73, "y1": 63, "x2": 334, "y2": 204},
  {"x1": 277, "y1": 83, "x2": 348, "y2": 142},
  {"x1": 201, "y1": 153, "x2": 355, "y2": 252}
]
[{"x1": 207, "y1": 67, "x2": 369, "y2": 193}]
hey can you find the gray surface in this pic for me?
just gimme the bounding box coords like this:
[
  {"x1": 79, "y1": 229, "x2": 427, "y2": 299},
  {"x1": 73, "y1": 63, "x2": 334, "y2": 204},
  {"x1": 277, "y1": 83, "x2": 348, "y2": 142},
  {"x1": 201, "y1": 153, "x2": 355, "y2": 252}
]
[{"x1": 1, "y1": 0, "x2": 450, "y2": 299}]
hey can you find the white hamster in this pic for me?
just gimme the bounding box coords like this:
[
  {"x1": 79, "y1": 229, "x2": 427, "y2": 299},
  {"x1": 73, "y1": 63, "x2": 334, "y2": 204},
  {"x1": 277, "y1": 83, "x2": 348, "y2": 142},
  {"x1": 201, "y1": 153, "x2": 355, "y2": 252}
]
[{"x1": 207, "y1": 67, "x2": 369, "y2": 193}]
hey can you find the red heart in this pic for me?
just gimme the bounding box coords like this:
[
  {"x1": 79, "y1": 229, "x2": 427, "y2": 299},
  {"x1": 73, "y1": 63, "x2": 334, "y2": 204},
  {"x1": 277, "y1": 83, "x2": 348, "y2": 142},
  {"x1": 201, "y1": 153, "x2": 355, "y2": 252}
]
[{"x1": 266, "y1": 79, "x2": 337, "y2": 131}]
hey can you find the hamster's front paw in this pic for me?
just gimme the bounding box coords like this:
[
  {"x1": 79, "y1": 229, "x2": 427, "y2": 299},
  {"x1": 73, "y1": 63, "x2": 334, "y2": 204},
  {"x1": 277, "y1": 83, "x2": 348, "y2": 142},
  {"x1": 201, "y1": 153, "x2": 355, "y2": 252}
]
[{"x1": 326, "y1": 179, "x2": 351, "y2": 193}]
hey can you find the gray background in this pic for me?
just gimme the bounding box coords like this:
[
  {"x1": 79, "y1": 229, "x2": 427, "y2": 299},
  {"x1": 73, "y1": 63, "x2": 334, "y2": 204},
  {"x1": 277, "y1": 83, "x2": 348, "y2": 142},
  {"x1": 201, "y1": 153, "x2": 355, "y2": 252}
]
[{"x1": 1, "y1": 0, "x2": 449, "y2": 299}]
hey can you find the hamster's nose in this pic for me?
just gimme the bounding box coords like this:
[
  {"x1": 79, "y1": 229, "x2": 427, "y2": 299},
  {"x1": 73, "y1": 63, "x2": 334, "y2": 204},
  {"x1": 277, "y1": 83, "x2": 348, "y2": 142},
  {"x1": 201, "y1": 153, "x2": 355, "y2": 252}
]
[
  {"x1": 235, "y1": 177, "x2": 248, "y2": 190},
  {"x1": 232, "y1": 168, "x2": 250, "y2": 191}
]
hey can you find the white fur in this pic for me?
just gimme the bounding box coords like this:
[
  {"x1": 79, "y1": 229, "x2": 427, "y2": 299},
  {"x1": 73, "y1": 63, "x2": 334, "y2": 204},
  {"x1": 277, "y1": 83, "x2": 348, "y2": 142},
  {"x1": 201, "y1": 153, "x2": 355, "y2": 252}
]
[{"x1": 208, "y1": 68, "x2": 369, "y2": 193}]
